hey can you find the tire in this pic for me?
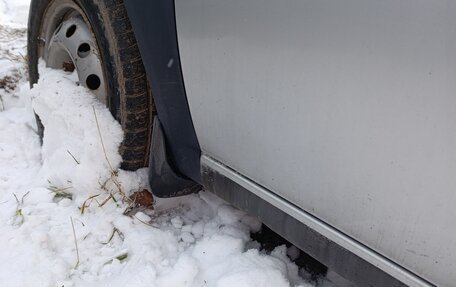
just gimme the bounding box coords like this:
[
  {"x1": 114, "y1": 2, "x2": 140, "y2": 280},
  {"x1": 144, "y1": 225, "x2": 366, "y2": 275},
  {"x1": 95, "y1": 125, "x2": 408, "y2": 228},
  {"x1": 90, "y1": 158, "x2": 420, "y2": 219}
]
[{"x1": 27, "y1": 0, "x2": 154, "y2": 170}]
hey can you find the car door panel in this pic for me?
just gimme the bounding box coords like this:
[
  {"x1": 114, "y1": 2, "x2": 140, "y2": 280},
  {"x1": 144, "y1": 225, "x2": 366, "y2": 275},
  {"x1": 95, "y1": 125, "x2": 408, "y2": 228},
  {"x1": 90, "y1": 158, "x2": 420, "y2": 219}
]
[{"x1": 175, "y1": 1, "x2": 456, "y2": 286}]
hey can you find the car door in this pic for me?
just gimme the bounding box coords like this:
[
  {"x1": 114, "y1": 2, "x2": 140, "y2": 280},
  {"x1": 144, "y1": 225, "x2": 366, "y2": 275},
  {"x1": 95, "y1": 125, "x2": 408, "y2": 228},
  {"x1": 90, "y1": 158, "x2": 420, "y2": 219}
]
[{"x1": 174, "y1": 1, "x2": 456, "y2": 286}]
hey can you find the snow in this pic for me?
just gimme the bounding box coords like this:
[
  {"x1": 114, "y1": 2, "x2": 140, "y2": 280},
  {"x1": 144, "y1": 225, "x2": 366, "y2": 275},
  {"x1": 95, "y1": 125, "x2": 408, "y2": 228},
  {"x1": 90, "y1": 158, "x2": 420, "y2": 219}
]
[
  {"x1": 0, "y1": 0, "x2": 30, "y2": 28},
  {"x1": 0, "y1": 1, "x2": 326, "y2": 287}
]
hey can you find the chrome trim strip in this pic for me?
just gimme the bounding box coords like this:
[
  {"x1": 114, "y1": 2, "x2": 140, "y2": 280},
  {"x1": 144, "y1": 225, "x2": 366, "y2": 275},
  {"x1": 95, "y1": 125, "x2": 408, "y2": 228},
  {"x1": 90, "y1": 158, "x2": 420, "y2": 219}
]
[{"x1": 201, "y1": 154, "x2": 433, "y2": 287}]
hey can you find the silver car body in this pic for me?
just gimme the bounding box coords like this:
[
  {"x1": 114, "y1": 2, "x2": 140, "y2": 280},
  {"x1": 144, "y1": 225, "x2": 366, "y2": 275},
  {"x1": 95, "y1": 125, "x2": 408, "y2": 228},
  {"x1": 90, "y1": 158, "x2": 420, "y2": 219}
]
[{"x1": 174, "y1": 1, "x2": 455, "y2": 286}]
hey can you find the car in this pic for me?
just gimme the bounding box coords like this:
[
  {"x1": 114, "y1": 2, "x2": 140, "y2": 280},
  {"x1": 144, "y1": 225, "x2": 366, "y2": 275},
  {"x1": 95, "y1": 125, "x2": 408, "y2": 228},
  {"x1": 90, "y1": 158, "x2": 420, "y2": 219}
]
[{"x1": 27, "y1": 1, "x2": 455, "y2": 286}]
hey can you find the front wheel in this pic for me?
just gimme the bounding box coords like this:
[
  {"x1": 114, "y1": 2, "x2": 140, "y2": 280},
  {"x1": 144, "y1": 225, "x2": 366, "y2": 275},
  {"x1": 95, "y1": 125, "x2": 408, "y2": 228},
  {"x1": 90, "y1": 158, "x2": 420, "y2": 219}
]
[{"x1": 28, "y1": 0, "x2": 154, "y2": 170}]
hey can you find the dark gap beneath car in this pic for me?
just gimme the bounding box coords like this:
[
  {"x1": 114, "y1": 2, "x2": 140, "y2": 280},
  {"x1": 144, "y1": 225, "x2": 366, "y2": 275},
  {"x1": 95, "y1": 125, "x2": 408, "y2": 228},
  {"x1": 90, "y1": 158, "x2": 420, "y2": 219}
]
[{"x1": 251, "y1": 224, "x2": 328, "y2": 282}]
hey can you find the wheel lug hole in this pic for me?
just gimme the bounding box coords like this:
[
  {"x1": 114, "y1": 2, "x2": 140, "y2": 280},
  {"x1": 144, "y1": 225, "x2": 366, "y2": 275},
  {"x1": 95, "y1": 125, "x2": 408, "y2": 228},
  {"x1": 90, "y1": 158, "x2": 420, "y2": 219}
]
[
  {"x1": 77, "y1": 43, "x2": 91, "y2": 58},
  {"x1": 86, "y1": 74, "x2": 101, "y2": 90},
  {"x1": 66, "y1": 25, "x2": 76, "y2": 38}
]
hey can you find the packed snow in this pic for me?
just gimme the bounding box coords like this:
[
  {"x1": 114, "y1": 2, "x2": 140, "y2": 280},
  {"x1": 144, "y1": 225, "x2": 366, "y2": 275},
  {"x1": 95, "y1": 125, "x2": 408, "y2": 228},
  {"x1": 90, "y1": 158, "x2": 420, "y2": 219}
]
[{"x1": 0, "y1": 1, "x2": 337, "y2": 287}]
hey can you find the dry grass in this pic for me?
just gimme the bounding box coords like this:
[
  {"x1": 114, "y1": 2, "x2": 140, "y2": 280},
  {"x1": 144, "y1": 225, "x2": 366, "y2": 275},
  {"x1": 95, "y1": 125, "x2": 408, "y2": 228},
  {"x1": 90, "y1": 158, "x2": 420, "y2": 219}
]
[
  {"x1": 0, "y1": 24, "x2": 28, "y2": 109},
  {"x1": 78, "y1": 107, "x2": 135, "y2": 214},
  {"x1": 12, "y1": 191, "x2": 29, "y2": 225},
  {"x1": 47, "y1": 180, "x2": 73, "y2": 200},
  {"x1": 0, "y1": 74, "x2": 18, "y2": 91},
  {"x1": 70, "y1": 217, "x2": 80, "y2": 269}
]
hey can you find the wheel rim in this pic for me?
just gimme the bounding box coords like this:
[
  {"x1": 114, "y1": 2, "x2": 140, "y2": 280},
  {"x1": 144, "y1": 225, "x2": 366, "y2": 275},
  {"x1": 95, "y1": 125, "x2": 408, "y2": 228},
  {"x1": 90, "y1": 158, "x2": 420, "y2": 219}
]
[{"x1": 40, "y1": 2, "x2": 107, "y2": 104}]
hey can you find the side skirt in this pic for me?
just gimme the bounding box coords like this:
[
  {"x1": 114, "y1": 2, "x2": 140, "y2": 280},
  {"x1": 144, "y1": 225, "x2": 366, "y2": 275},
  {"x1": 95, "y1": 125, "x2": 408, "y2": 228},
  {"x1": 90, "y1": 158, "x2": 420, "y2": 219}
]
[{"x1": 201, "y1": 155, "x2": 433, "y2": 287}]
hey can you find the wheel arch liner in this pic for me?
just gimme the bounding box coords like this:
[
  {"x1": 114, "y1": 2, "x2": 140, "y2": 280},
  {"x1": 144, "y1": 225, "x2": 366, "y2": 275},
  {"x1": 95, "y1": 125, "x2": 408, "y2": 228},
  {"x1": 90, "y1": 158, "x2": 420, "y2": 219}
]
[{"x1": 124, "y1": 0, "x2": 202, "y2": 188}]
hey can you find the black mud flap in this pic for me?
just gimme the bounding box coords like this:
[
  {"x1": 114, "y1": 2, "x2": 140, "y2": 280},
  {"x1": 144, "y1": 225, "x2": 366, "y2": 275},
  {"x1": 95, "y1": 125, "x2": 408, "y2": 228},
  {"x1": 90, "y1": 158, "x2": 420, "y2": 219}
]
[{"x1": 148, "y1": 117, "x2": 202, "y2": 197}]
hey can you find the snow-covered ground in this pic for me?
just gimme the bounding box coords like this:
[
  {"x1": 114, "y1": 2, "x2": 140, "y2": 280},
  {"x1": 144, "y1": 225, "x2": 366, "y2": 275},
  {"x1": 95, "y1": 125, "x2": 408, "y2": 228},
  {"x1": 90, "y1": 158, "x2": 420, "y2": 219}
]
[{"x1": 0, "y1": 1, "x2": 337, "y2": 287}]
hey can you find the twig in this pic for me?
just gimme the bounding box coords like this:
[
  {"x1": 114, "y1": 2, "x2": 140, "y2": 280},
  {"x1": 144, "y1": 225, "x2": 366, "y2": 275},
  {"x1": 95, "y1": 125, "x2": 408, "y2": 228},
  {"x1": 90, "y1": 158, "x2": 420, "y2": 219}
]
[
  {"x1": 92, "y1": 106, "x2": 113, "y2": 171},
  {"x1": 67, "y1": 150, "x2": 80, "y2": 164},
  {"x1": 70, "y1": 217, "x2": 80, "y2": 269}
]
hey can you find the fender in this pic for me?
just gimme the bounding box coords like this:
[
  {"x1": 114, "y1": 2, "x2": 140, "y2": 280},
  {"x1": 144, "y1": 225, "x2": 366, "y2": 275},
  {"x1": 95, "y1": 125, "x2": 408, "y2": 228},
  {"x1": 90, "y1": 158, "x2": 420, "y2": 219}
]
[{"x1": 124, "y1": 0, "x2": 202, "y2": 195}]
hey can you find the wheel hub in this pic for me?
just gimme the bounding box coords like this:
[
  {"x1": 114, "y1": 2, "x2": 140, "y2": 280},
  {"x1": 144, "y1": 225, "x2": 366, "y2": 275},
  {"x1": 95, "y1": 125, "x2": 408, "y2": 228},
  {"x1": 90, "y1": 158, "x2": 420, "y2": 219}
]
[{"x1": 46, "y1": 17, "x2": 107, "y2": 104}]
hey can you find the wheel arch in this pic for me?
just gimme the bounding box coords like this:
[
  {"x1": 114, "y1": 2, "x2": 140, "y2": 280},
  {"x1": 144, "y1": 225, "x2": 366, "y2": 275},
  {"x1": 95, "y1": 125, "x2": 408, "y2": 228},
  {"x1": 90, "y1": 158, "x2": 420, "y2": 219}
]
[{"x1": 123, "y1": 0, "x2": 202, "y2": 195}]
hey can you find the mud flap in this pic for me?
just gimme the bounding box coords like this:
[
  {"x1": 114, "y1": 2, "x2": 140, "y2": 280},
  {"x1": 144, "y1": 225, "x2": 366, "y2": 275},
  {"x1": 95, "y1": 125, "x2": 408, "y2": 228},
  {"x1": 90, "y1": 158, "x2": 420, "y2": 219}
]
[{"x1": 148, "y1": 117, "x2": 202, "y2": 197}]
